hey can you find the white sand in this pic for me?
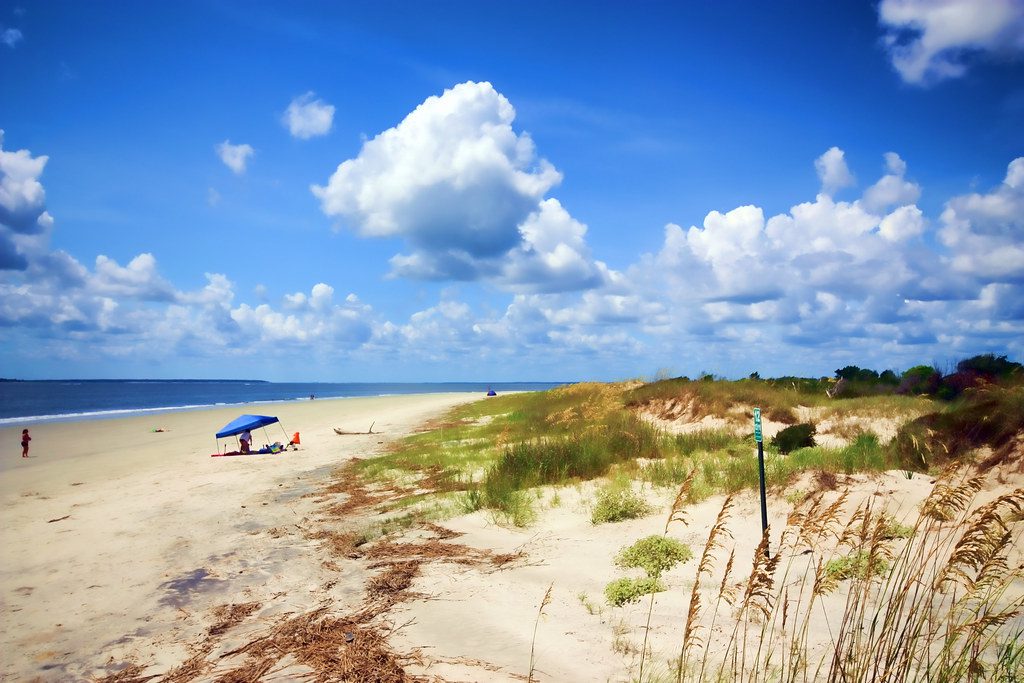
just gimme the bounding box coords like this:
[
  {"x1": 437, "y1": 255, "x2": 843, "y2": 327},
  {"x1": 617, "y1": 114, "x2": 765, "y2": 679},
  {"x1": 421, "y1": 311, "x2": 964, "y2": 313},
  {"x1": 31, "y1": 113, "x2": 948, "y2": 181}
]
[{"x1": 0, "y1": 393, "x2": 478, "y2": 681}]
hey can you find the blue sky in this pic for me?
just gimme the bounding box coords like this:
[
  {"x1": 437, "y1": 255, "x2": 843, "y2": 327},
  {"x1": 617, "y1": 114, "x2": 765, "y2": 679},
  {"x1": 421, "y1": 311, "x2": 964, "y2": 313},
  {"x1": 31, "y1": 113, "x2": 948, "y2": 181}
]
[{"x1": 1, "y1": 0, "x2": 1023, "y2": 381}]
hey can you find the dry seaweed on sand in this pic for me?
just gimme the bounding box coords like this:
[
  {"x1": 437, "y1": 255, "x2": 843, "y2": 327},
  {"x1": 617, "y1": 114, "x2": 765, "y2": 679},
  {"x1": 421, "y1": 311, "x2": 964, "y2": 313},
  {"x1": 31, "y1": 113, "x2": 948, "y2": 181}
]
[
  {"x1": 421, "y1": 522, "x2": 463, "y2": 539},
  {"x1": 207, "y1": 601, "x2": 262, "y2": 637},
  {"x1": 158, "y1": 648, "x2": 215, "y2": 683},
  {"x1": 215, "y1": 607, "x2": 416, "y2": 683},
  {"x1": 366, "y1": 562, "x2": 421, "y2": 600},
  {"x1": 93, "y1": 662, "x2": 157, "y2": 683},
  {"x1": 365, "y1": 537, "x2": 525, "y2": 570},
  {"x1": 308, "y1": 529, "x2": 370, "y2": 559}
]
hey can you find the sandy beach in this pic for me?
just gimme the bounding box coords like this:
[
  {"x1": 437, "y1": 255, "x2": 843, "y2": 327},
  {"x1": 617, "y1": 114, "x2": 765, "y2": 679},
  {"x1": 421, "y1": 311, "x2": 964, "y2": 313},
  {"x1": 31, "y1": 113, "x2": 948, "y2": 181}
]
[
  {"x1": 3, "y1": 386, "x2": 1022, "y2": 682},
  {"x1": 0, "y1": 393, "x2": 479, "y2": 681}
]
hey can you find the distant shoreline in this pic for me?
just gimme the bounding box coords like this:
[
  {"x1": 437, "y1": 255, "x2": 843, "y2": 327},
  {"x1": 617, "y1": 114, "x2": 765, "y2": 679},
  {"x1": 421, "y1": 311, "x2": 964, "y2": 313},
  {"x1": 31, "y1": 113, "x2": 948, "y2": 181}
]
[
  {"x1": 0, "y1": 380, "x2": 566, "y2": 426},
  {"x1": 0, "y1": 378, "x2": 271, "y2": 383}
]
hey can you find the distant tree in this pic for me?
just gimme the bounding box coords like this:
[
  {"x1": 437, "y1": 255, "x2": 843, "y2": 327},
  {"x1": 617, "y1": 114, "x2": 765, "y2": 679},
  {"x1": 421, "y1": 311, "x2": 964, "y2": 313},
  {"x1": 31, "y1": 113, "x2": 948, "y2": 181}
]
[
  {"x1": 955, "y1": 354, "x2": 1022, "y2": 379},
  {"x1": 879, "y1": 369, "x2": 899, "y2": 385},
  {"x1": 748, "y1": 371, "x2": 761, "y2": 380},
  {"x1": 898, "y1": 365, "x2": 941, "y2": 395},
  {"x1": 835, "y1": 366, "x2": 880, "y2": 382}
]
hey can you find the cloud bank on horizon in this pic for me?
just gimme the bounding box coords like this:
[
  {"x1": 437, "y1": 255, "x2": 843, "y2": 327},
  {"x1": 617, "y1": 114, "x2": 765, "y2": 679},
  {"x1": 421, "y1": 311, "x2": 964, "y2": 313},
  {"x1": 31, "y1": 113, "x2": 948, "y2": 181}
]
[
  {"x1": 1, "y1": 2, "x2": 1022, "y2": 380},
  {"x1": 3, "y1": 89, "x2": 1021, "y2": 377}
]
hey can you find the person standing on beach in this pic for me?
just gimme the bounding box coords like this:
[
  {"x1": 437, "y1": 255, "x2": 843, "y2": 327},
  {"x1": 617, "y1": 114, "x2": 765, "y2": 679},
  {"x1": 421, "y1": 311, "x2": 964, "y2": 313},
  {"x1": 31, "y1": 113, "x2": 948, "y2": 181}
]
[{"x1": 21, "y1": 429, "x2": 31, "y2": 458}]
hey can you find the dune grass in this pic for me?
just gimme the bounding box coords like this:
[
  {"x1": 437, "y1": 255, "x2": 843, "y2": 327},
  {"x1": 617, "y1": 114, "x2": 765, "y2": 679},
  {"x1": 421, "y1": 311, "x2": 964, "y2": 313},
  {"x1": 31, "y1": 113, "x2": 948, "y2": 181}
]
[
  {"x1": 664, "y1": 474, "x2": 1024, "y2": 683},
  {"x1": 895, "y1": 383, "x2": 1024, "y2": 470},
  {"x1": 640, "y1": 431, "x2": 898, "y2": 506},
  {"x1": 337, "y1": 374, "x2": 1022, "y2": 681},
  {"x1": 362, "y1": 377, "x2": 937, "y2": 528},
  {"x1": 625, "y1": 377, "x2": 811, "y2": 424},
  {"x1": 352, "y1": 373, "x2": 1024, "y2": 531}
]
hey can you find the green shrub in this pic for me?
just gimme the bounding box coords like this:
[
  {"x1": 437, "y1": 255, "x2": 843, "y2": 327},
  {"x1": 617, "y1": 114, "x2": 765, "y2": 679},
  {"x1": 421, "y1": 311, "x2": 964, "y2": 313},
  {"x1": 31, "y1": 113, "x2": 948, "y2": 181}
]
[
  {"x1": 825, "y1": 550, "x2": 890, "y2": 583},
  {"x1": 604, "y1": 576, "x2": 666, "y2": 607},
  {"x1": 882, "y1": 517, "x2": 914, "y2": 539},
  {"x1": 772, "y1": 423, "x2": 816, "y2": 454},
  {"x1": 615, "y1": 535, "x2": 692, "y2": 577},
  {"x1": 591, "y1": 479, "x2": 653, "y2": 524},
  {"x1": 955, "y1": 353, "x2": 1022, "y2": 379}
]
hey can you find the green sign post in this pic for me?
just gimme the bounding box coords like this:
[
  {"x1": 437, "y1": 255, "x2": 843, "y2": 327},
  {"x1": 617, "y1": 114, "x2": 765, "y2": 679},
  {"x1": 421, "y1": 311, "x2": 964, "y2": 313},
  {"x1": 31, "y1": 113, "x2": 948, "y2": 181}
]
[{"x1": 754, "y1": 407, "x2": 769, "y2": 556}]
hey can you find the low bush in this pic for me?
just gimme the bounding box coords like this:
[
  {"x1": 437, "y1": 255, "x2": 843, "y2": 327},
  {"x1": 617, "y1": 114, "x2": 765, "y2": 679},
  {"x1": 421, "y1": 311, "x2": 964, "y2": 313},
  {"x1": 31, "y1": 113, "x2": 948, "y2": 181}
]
[
  {"x1": 615, "y1": 535, "x2": 692, "y2": 578},
  {"x1": 771, "y1": 423, "x2": 816, "y2": 454},
  {"x1": 882, "y1": 516, "x2": 914, "y2": 539},
  {"x1": 604, "y1": 576, "x2": 666, "y2": 607}
]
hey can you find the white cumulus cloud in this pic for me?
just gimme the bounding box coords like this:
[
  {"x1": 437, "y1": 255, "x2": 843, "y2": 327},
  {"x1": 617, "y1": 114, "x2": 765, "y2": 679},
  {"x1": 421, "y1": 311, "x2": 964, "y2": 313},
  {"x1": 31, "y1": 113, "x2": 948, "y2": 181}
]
[
  {"x1": 313, "y1": 81, "x2": 576, "y2": 287},
  {"x1": 862, "y1": 152, "x2": 921, "y2": 214},
  {"x1": 283, "y1": 92, "x2": 335, "y2": 139},
  {"x1": 0, "y1": 130, "x2": 53, "y2": 270},
  {"x1": 92, "y1": 253, "x2": 178, "y2": 301},
  {"x1": 879, "y1": 0, "x2": 1024, "y2": 85},
  {"x1": 215, "y1": 140, "x2": 254, "y2": 174},
  {"x1": 939, "y1": 157, "x2": 1024, "y2": 281},
  {"x1": 815, "y1": 147, "x2": 855, "y2": 195}
]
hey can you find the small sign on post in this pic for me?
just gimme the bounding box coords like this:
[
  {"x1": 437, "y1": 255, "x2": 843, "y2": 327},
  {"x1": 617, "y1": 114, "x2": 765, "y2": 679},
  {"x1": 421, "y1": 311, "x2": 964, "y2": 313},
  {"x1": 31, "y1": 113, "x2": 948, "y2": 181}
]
[{"x1": 754, "y1": 407, "x2": 769, "y2": 557}]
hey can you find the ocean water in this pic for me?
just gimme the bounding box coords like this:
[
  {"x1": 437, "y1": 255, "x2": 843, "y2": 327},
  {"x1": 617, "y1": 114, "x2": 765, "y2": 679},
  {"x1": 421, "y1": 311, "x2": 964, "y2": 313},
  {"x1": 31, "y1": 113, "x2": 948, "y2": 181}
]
[{"x1": 0, "y1": 380, "x2": 567, "y2": 425}]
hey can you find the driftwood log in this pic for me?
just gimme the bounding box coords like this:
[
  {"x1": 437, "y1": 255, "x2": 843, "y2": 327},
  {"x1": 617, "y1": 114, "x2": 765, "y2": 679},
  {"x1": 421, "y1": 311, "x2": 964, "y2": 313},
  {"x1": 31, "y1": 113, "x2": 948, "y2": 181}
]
[{"x1": 333, "y1": 421, "x2": 379, "y2": 435}]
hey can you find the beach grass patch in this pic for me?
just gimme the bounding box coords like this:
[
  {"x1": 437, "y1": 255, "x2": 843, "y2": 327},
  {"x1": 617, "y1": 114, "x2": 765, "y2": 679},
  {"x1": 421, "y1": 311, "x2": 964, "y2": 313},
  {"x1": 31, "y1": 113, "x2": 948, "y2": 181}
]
[
  {"x1": 824, "y1": 550, "x2": 890, "y2": 585},
  {"x1": 591, "y1": 477, "x2": 653, "y2": 524},
  {"x1": 457, "y1": 485, "x2": 484, "y2": 514},
  {"x1": 641, "y1": 456, "x2": 692, "y2": 488},
  {"x1": 673, "y1": 429, "x2": 742, "y2": 455},
  {"x1": 485, "y1": 489, "x2": 536, "y2": 527}
]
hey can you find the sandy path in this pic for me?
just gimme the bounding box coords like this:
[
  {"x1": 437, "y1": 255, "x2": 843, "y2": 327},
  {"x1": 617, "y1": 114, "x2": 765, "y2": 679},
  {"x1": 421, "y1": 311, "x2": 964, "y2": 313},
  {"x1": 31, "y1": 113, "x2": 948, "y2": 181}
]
[{"x1": 0, "y1": 393, "x2": 478, "y2": 681}]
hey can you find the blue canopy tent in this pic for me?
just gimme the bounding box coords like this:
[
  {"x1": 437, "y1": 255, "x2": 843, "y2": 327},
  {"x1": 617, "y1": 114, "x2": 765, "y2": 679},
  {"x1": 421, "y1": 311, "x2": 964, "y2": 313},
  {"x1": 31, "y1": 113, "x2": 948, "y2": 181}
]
[{"x1": 214, "y1": 414, "x2": 291, "y2": 456}]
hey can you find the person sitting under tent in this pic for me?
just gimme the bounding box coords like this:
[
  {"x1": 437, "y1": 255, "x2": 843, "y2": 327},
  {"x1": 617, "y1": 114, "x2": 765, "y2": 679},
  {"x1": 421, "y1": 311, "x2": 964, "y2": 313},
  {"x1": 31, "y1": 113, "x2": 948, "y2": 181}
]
[{"x1": 239, "y1": 429, "x2": 252, "y2": 454}]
